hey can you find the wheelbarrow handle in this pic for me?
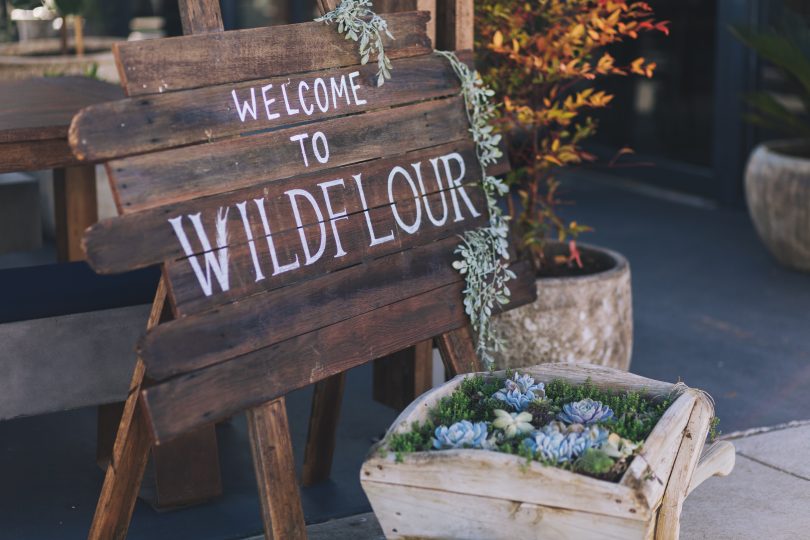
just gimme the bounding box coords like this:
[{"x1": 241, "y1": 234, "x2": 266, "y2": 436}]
[{"x1": 687, "y1": 441, "x2": 735, "y2": 497}]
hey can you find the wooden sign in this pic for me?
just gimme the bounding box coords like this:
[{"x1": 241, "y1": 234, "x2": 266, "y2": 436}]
[{"x1": 73, "y1": 4, "x2": 535, "y2": 539}]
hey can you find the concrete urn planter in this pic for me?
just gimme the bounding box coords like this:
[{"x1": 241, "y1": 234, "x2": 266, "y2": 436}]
[
  {"x1": 492, "y1": 243, "x2": 633, "y2": 371},
  {"x1": 745, "y1": 141, "x2": 810, "y2": 272}
]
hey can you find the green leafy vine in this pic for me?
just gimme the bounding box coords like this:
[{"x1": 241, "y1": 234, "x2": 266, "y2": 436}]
[
  {"x1": 436, "y1": 50, "x2": 514, "y2": 369},
  {"x1": 315, "y1": 0, "x2": 394, "y2": 86}
]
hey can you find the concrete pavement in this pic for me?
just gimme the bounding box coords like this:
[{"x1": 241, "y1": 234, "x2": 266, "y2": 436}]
[{"x1": 275, "y1": 420, "x2": 810, "y2": 540}]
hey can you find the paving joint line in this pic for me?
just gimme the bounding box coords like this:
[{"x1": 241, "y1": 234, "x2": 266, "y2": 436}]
[{"x1": 736, "y1": 452, "x2": 810, "y2": 483}]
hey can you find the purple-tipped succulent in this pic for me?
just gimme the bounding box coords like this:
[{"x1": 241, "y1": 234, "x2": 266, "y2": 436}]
[
  {"x1": 493, "y1": 372, "x2": 546, "y2": 412},
  {"x1": 432, "y1": 420, "x2": 489, "y2": 450},
  {"x1": 558, "y1": 398, "x2": 614, "y2": 425}
]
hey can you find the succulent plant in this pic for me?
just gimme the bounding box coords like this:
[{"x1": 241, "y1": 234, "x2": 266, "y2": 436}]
[
  {"x1": 575, "y1": 448, "x2": 615, "y2": 475},
  {"x1": 492, "y1": 409, "x2": 534, "y2": 439},
  {"x1": 522, "y1": 421, "x2": 611, "y2": 463},
  {"x1": 432, "y1": 420, "x2": 489, "y2": 450},
  {"x1": 600, "y1": 432, "x2": 639, "y2": 459},
  {"x1": 558, "y1": 398, "x2": 614, "y2": 425},
  {"x1": 493, "y1": 372, "x2": 546, "y2": 412}
]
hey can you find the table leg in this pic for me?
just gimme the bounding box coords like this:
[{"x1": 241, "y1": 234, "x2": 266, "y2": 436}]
[{"x1": 53, "y1": 164, "x2": 97, "y2": 262}]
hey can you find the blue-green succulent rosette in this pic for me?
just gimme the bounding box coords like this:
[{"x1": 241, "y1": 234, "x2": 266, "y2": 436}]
[{"x1": 432, "y1": 420, "x2": 490, "y2": 450}]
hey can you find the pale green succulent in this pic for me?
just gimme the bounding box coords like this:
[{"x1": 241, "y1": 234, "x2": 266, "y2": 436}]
[
  {"x1": 492, "y1": 409, "x2": 534, "y2": 439},
  {"x1": 600, "y1": 433, "x2": 639, "y2": 459}
]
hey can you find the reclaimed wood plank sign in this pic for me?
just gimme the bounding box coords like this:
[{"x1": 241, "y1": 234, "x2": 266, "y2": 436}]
[{"x1": 71, "y1": 4, "x2": 535, "y2": 538}]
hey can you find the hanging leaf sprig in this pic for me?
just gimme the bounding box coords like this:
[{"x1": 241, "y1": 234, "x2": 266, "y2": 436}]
[
  {"x1": 436, "y1": 50, "x2": 515, "y2": 369},
  {"x1": 316, "y1": 0, "x2": 394, "y2": 87}
]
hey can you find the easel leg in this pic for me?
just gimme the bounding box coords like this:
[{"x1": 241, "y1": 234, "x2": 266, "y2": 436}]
[
  {"x1": 246, "y1": 397, "x2": 307, "y2": 540},
  {"x1": 88, "y1": 359, "x2": 153, "y2": 540},
  {"x1": 436, "y1": 325, "x2": 485, "y2": 375},
  {"x1": 372, "y1": 341, "x2": 434, "y2": 411},
  {"x1": 97, "y1": 401, "x2": 125, "y2": 470},
  {"x1": 88, "y1": 281, "x2": 168, "y2": 540},
  {"x1": 151, "y1": 423, "x2": 221, "y2": 509},
  {"x1": 301, "y1": 372, "x2": 346, "y2": 486}
]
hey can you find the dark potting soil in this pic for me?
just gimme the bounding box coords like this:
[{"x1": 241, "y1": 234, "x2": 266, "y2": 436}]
[{"x1": 534, "y1": 244, "x2": 616, "y2": 278}]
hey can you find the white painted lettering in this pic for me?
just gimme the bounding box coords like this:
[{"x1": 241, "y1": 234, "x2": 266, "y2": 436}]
[
  {"x1": 168, "y1": 209, "x2": 231, "y2": 296},
  {"x1": 441, "y1": 152, "x2": 481, "y2": 221},
  {"x1": 285, "y1": 189, "x2": 327, "y2": 265},
  {"x1": 254, "y1": 198, "x2": 300, "y2": 276},
  {"x1": 318, "y1": 179, "x2": 349, "y2": 257},
  {"x1": 298, "y1": 80, "x2": 315, "y2": 115},
  {"x1": 281, "y1": 82, "x2": 300, "y2": 115},
  {"x1": 353, "y1": 173, "x2": 394, "y2": 246},
  {"x1": 413, "y1": 160, "x2": 448, "y2": 226},
  {"x1": 314, "y1": 77, "x2": 330, "y2": 113},
  {"x1": 235, "y1": 201, "x2": 266, "y2": 282},
  {"x1": 312, "y1": 131, "x2": 330, "y2": 164},
  {"x1": 348, "y1": 71, "x2": 367, "y2": 105},
  {"x1": 330, "y1": 75, "x2": 351, "y2": 109},
  {"x1": 388, "y1": 166, "x2": 422, "y2": 234},
  {"x1": 290, "y1": 133, "x2": 310, "y2": 167},
  {"x1": 261, "y1": 84, "x2": 280, "y2": 121},
  {"x1": 231, "y1": 88, "x2": 258, "y2": 122}
]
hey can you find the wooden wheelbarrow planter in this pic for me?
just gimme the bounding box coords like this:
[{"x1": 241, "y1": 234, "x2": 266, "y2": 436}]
[{"x1": 362, "y1": 363, "x2": 735, "y2": 540}]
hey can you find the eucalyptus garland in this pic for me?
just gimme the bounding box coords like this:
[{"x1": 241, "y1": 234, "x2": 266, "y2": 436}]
[
  {"x1": 315, "y1": 0, "x2": 394, "y2": 86},
  {"x1": 315, "y1": 4, "x2": 514, "y2": 367},
  {"x1": 435, "y1": 50, "x2": 515, "y2": 369}
]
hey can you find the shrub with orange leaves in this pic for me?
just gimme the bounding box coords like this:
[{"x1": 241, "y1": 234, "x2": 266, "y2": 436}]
[{"x1": 475, "y1": 0, "x2": 668, "y2": 269}]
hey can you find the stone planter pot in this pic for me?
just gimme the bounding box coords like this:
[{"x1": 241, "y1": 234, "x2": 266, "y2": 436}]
[
  {"x1": 492, "y1": 242, "x2": 633, "y2": 371},
  {"x1": 362, "y1": 363, "x2": 735, "y2": 540},
  {"x1": 0, "y1": 37, "x2": 120, "y2": 82},
  {"x1": 745, "y1": 140, "x2": 810, "y2": 272}
]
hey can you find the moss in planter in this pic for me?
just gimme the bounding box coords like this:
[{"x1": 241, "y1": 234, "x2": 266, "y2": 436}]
[
  {"x1": 544, "y1": 379, "x2": 673, "y2": 443},
  {"x1": 386, "y1": 374, "x2": 684, "y2": 481}
]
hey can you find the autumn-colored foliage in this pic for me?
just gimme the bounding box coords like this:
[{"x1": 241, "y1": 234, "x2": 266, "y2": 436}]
[{"x1": 475, "y1": 0, "x2": 668, "y2": 269}]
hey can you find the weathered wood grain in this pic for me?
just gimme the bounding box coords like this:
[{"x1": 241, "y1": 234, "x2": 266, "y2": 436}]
[
  {"x1": 363, "y1": 482, "x2": 649, "y2": 540},
  {"x1": 54, "y1": 164, "x2": 97, "y2": 262},
  {"x1": 0, "y1": 138, "x2": 78, "y2": 173},
  {"x1": 149, "y1": 423, "x2": 222, "y2": 509},
  {"x1": 140, "y1": 261, "x2": 535, "y2": 443},
  {"x1": 436, "y1": 325, "x2": 483, "y2": 374},
  {"x1": 363, "y1": 449, "x2": 650, "y2": 521},
  {"x1": 372, "y1": 341, "x2": 433, "y2": 411},
  {"x1": 317, "y1": 0, "x2": 338, "y2": 14},
  {"x1": 518, "y1": 364, "x2": 676, "y2": 398},
  {"x1": 165, "y1": 185, "x2": 488, "y2": 315},
  {"x1": 83, "y1": 140, "x2": 478, "y2": 274},
  {"x1": 107, "y1": 96, "x2": 467, "y2": 213},
  {"x1": 621, "y1": 392, "x2": 696, "y2": 513},
  {"x1": 145, "y1": 235, "x2": 480, "y2": 380},
  {"x1": 179, "y1": 0, "x2": 223, "y2": 35},
  {"x1": 654, "y1": 392, "x2": 714, "y2": 540},
  {"x1": 301, "y1": 373, "x2": 346, "y2": 486},
  {"x1": 88, "y1": 281, "x2": 169, "y2": 540},
  {"x1": 114, "y1": 11, "x2": 432, "y2": 97},
  {"x1": 362, "y1": 364, "x2": 726, "y2": 540},
  {"x1": 0, "y1": 76, "x2": 122, "y2": 144},
  {"x1": 685, "y1": 441, "x2": 735, "y2": 497},
  {"x1": 246, "y1": 397, "x2": 307, "y2": 540},
  {"x1": 70, "y1": 54, "x2": 466, "y2": 161},
  {"x1": 436, "y1": 0, "x2": 474, "y2": 50}
]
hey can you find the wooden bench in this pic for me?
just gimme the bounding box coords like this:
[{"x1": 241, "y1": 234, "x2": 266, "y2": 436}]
[{"x1": 71, "y1": 1, "x2": 536, "y2": 537}]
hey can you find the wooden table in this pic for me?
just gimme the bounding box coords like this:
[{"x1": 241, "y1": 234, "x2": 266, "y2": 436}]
[
  {"x1": 0, "y1": 75, "x2": 222, "y2": 509},
  {"x1": 0, "y1": 76, "x2": 123, "y2": 261}
]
